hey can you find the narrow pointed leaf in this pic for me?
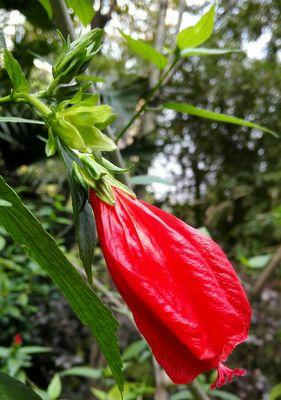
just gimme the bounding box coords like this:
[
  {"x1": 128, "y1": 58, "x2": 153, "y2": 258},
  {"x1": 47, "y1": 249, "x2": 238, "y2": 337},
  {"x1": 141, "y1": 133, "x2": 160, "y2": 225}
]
[
  {"x1": 177, "y1": 5, "x2": 215, "y2": 50},
  {"x1": 0, "y1": 176, "x2": 124, "y2": 393},
  {"x1": 164, "y1": 102, "x2": 277, "y2": 137},
  {"x1": 130, "y1": 175, "x2": 170, "y2": 186},
  {"x1": 0, "y1": 372, "x2": 42, "y2": 400},
  {"x1": 61, "y1": 366, "x2": 102, "y2": 379},
  {"x1": 47, "y1": 374, "x2": 62, "y2": 400},
  {"x1": 121, "y1": 32, "x2": 167, "y2": 70},
  {"x1": 3, "y1": 50, "x2": 29, "y2": 92},
  {"x1": 181, "y1": 48, "x2": 242, "y2": 57},
  {"x1": 0, "y1": 116, "x2": 44, "y2": 124}
]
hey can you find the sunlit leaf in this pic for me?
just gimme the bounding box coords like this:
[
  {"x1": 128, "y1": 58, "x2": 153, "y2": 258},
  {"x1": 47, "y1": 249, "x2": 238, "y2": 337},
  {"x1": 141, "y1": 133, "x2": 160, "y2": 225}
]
[
  {"x1": 130, "y1": 175, "x2": 170, "y2": 185},
  {"x1": 47, "y1": 374, "x2": 61, "y2": 400},
  {"x1": 181, "y1": 48, "x2": 242, "y2": 57},
  {"x1": 269, "y1": 383, "x2": 281, "y2": 400},
  {"x1": 164, "y1": 102, "x2": 277, "y2": 137},
  {"x1": 242, "y1": 254, "x2": 271, "y2": 269},
  {"x1": 3, "y1": 50, "x2": 29, "y2": 92},
  {"x1": 121, "y1": 32, "x2": 167, "y2": 70},
  {"x1": 65, "y1": 0, "x2": 95, "y2": 26},
  {"x1": 177, "y1": 5, "x2": 215, "y2": 50},
  {"x1": 61, "y1": 366, "x2": 102, "y2": 379}
]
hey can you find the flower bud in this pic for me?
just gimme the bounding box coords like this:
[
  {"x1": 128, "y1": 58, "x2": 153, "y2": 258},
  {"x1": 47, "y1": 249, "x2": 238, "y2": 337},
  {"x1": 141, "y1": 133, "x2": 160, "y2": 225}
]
[{"x1": 53, "y1": 29, "x2": 103, "y2": 83}]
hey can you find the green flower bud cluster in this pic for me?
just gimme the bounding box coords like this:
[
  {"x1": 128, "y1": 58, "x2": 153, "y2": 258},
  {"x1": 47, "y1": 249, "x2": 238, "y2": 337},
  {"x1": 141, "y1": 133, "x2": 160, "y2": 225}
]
[
  {"x1": 53, "y1": 29, "x2": 103, "y2": 84},
  {"x1": 74, "y1": 154, "x2": 135, "y2": 205},
  {"x1": 49, "y1": 93, "x2": 117, "y2": 152}
]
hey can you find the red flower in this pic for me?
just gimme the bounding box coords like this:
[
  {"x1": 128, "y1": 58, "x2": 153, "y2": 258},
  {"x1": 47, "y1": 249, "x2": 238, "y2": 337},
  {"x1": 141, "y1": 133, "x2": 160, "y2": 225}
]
[
  {"x1": 13, "y1": 333, "x2": 23, "y2": 346},
  {"x1": 90, "y1": 188, "x2": 251, "y2": 388}
]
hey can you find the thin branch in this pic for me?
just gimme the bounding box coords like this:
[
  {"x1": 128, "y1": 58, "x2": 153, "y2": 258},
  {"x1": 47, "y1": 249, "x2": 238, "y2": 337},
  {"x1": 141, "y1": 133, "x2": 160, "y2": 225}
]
[
  {"x1": 150, "y1": 0, "x2": 168, "y2": 87},
  {"x1": 49, "y1": 0, "x2": 76, "y2": 40},
  {"x1": 115, "y1": 56, "x2": 179, "y2": 142}
]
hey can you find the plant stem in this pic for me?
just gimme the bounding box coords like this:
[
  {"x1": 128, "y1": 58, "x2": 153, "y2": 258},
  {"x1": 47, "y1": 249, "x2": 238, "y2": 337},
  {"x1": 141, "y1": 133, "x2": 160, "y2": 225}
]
[
  {"x1": 115, "y1": 56, "x2": 179, "y2": 143},
  {"x1": 0, "y1": 95, "x2": 12, "y2": 104},
  {"x1": 13, "y1": 93, "x2": 52, "y2": 117},
  {"x1": 189, "y1": 381, "x2": 211, "y2": 400},
  {"x1": 39, "y1": 76, "x2": 60, "y2": 99}
]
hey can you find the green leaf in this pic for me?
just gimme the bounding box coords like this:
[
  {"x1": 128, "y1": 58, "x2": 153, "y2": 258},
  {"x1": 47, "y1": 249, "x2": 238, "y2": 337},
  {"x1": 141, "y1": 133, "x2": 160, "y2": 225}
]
[
  {"x1": 61, "y1": 366, "x2": 102, "y2": 379},
  {"x1": 243, "y1": 254, "x2": 271, "y2": 269},
  {"x1": 38, "y1": 0, "x2": 52, "y2": 18},
  {"x1": 45, "y1": 135, "x2": 57, "y2": 157},
  {"x1": 0, "y1": 175, "x2": 124, "y2": 393},
  {"x1": 65, "y1": 0, "x2": 95, "y2": 26},
  {"x1": 18, "y1": 346, "x2": 51, "y2": 355},
  {"x1": 269, "y1": 383, "x2": 281, "y2": 400},
  {"x1": 181, "y1": 48, "x2": 242, "y2": 57},
  {"x1": 130, "y1": 175, "x2": 170, "y2": 185},
  {"x1": 47, "y1": 374, "x2": 61, "y2": 400},
  {"x1": 0, "y1": 116, "x2": 44, "y2": 124},
  {"x1": 164, "y1": 102, "x2": 278, "y2": 137},
  {"x1": 121, "y1": 32, "x2": 167, "y2": 70},
  {"x1": 123, "y1": 340, "x2": 147, "y2": 361},
  {"x1": 211, "y1": 391, "x2": 241, "y2": 400},
  {"x1": 170, "y1": 390, "x2": 193, "y2": 400},
  {"x1": 91, "y1": 388, "x2": 109, "y2": 400},
  {"x1": 0, "y1": 372, "x2": 42, "y2": 400},
  {"x1": 57, "y1": 140, "x2": 96, "y2": 283},
  {"x1": 177, "y1": 5, "x2": 215, "y2": 50},
  {"x1": 3, "y1": 50, "x2": 29, "y2": 92}
]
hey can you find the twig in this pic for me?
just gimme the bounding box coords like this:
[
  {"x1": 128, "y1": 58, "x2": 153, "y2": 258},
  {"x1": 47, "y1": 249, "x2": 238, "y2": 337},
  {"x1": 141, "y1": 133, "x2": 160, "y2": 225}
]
[
  {"x1": 115, "y1": 56, "x2": 179, "y2": 142},
  {"x1": 49, "y1": 0, "x2": 76, "y2": 40}
]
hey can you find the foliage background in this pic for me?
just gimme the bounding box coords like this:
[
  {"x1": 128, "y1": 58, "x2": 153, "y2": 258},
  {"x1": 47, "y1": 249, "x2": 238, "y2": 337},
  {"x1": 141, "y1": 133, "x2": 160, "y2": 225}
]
[{"x1": 0, "y1": 0, "x2": 280, "y2": 399}]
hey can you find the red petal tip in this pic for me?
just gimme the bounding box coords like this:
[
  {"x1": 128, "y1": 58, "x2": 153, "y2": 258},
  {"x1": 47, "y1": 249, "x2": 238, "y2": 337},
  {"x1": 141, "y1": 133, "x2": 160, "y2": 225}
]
[{"x1": 210, "y1": 363, "x2": 246, "y2": 390}]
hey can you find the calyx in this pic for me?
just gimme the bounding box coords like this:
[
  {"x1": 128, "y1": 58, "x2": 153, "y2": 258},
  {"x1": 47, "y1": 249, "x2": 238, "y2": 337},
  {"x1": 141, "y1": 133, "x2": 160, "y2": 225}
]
[{"x1": 74, "y1": 154, "x2": 135, "y2": 205}]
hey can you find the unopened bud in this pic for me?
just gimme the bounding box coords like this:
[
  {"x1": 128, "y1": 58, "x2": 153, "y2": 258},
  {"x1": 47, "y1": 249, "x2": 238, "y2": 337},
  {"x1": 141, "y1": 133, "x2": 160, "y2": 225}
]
[{"x1": 53, "y1": 29, "x2": 103, "y2": 83}]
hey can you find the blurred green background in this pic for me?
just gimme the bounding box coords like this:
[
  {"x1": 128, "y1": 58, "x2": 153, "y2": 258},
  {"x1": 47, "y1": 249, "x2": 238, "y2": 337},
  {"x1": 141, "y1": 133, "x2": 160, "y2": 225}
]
[{"x1": 0, "y1": 0, "x2": 280, "y2": 399}]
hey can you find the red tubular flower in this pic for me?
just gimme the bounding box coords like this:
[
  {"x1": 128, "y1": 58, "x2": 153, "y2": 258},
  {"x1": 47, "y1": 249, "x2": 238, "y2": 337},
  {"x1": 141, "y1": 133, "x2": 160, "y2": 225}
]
[
  {"x1": 13, "y1": 333, "x2": 23, "y2": 346},
  {"x1": 90, "y1": 187, "x2": 251, "y2": 389}
]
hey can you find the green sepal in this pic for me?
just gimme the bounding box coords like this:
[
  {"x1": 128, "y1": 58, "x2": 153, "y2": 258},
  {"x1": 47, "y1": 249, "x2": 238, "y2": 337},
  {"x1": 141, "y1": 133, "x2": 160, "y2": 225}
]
[
  {"x1": 77, "y1": 154, "x2": 135, "y2": 205},
  {"x1": 101, "y1": 157, "x2": 134, "y2": 174},
  {"x1": 80, "y1": 154, "x2": 108, "y2": 180},
  {"x1": 105, "y1": 174, "x2": 136, "y2": 199},
  {"x1": 45, "y1": 132, "x2": 57, "y2": 157},
  {"x1": 51, "y1": 116, "x2": 86, "y2": 150},
  {"x1": 75, "y1": 163, "x2": 115, "y2": 205},
  {"x1": 66, "y1": 105, "x2": 112, "y2": 125}
]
